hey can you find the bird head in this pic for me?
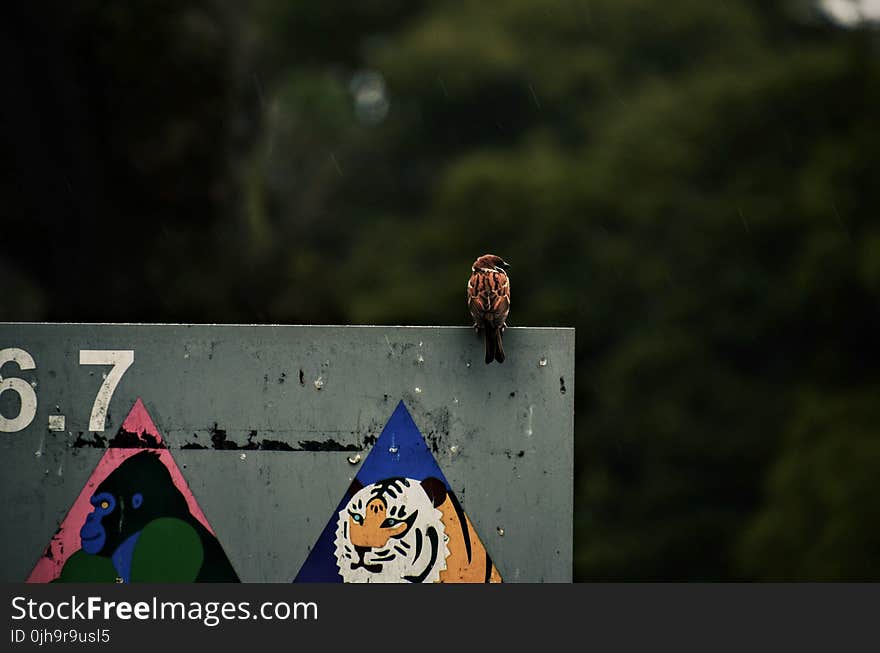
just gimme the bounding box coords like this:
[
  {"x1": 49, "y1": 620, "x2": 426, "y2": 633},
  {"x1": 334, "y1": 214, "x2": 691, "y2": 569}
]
[{"x1": 472, "y1": 254, "x2": 510, "y2": 273}]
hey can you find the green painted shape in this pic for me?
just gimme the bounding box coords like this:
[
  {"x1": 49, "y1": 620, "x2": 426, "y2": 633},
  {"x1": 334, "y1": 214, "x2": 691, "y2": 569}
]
[
  {"x1": 54, "y1": 550, "x2": 117, "y2": 583},
  {"x1": 130, "y1": 517, "x2": 204, "y2": 582}
]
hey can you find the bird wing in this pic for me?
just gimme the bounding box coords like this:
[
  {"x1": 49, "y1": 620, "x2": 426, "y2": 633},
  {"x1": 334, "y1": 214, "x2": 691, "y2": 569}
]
[{"x1": 468, "y1": 270, "x2": 510, "y2": 327}]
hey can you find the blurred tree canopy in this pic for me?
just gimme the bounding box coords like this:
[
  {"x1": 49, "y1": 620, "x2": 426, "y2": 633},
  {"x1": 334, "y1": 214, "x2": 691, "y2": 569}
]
[{"x1": 3, "y1": 1, "x2": 878, "y2": 579}]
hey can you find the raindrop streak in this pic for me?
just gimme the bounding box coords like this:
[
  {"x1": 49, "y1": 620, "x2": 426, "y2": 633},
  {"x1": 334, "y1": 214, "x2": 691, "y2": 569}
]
[
  {"x1": 528, "y1": 83, "x2": 541, "y2": 110},
  {"x1": 329, "y1": 153, "x2": 343, "y2": 176},
  {"x1": 832, "y1": 202, "x2": 853, "y2": 243},
  {"x1": 738, "y1": 207, "x2": 750, "y2": 234}
]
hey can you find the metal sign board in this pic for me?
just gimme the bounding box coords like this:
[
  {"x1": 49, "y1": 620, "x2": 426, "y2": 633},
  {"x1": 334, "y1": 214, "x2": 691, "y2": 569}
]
[{"x1": 0, "y1": 324, "x2": 574, "y2": 582}]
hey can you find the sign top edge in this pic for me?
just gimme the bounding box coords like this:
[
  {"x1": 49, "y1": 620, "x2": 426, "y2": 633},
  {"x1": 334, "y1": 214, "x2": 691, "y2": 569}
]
[{"x1": 0, "y1": 323, "x2": 575, "y2": 332}]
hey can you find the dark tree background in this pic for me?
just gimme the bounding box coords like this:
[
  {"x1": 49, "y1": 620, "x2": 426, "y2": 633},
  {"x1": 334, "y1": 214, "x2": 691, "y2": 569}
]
[{"x1": 3, "y1": 1, "x2": 879, "y2": 580}]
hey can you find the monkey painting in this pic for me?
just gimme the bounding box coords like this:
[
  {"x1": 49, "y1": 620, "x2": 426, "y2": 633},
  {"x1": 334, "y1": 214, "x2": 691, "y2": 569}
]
[{"x1": 55, "y1": 451, "x2": 238, "y2": 582}]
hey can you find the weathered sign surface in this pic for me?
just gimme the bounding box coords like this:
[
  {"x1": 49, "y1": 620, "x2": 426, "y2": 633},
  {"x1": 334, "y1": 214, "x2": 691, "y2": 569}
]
[{"x1": 0, "y1": 324, "x2": 574, "y2": 582}]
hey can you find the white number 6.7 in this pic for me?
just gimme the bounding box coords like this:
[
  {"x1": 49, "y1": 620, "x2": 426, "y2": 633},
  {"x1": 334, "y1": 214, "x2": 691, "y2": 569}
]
[
  {"x1": 80, "y1": 350, "x2": 134, "y2": 432},
  {"x1": 0, "y1": 348, "x2": 38, "y2": 433}
]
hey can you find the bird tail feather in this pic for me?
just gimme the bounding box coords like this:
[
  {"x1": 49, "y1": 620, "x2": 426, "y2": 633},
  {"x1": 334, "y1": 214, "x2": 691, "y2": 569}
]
[{"x1": 485, "y1": 328, "x2": 505, "y2": 364}]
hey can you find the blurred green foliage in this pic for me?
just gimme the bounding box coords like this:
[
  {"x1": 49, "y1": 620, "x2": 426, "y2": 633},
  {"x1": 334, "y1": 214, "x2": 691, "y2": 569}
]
[{"x1": 3, "y1": 1, "x2": 878, "y2": 579}]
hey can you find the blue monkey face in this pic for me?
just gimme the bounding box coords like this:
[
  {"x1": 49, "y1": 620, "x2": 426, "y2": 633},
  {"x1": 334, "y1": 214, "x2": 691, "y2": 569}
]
[{"x1": 80, "y1": 492, "x2": 116, "y2": 554}]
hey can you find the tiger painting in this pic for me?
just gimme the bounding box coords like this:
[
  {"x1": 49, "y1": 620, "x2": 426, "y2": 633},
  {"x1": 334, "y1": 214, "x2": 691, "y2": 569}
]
[{"x1": 333, "y1": 477, "x2": 502, "y2": 583}]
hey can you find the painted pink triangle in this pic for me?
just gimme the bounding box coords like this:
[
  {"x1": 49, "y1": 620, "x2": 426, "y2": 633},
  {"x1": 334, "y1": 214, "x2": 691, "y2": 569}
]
[
  {"x1": 27, "y1": 398, "x2": 217, "y2": 582},
  {"x1": 119, "y1": 397, "x2": 163, "y2": 445}
]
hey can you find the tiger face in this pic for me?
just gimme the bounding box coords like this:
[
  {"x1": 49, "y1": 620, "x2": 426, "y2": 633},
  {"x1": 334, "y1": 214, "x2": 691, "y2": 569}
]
[{"x1": 334, "y1": 478, "x2": 449, "y2": 583}]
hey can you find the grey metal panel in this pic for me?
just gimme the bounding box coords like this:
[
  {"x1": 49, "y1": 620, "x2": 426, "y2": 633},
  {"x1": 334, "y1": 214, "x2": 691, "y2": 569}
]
[{"x1": 0, "y1": 324, "x2": 573, "y2": 582}]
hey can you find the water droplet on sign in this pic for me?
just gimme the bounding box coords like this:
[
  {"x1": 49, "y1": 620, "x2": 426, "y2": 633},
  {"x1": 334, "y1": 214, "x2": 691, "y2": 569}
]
[
  {"x1": 239, "y1": 453, "x2": 247, "y2": 461},
  {"x1": 497, "y1": 527, "x2": 505, "y2": 536},
  {"x1": 538, "y1": 357, "x2": 548, "y2": 367},
  {"x1": 388, "y1": 445, "x2": 399, "y2": 454},
  {"x1": 414, "y1": 387, "x2": 422, "y2": 394}
]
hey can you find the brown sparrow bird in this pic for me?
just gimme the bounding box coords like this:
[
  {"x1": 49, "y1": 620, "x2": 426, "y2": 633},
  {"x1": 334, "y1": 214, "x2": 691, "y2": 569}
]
[{"x1": 468, "y1": 254, "x2": 511, "y2": 364}]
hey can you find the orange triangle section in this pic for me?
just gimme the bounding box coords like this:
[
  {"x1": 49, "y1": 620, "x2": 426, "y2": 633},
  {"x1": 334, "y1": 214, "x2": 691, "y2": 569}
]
[{"x1": 28, "y1": 398, "x2": 238, "y2": 582}]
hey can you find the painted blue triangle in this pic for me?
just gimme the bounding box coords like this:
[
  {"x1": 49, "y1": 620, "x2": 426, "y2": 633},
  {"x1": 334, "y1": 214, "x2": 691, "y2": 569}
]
[
  {"x1": 294, "y1": 400, "x2": 452, "y2": 582},
  {"x1": 356, "y1": 400, "x2": 450, "y2": 486}
]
